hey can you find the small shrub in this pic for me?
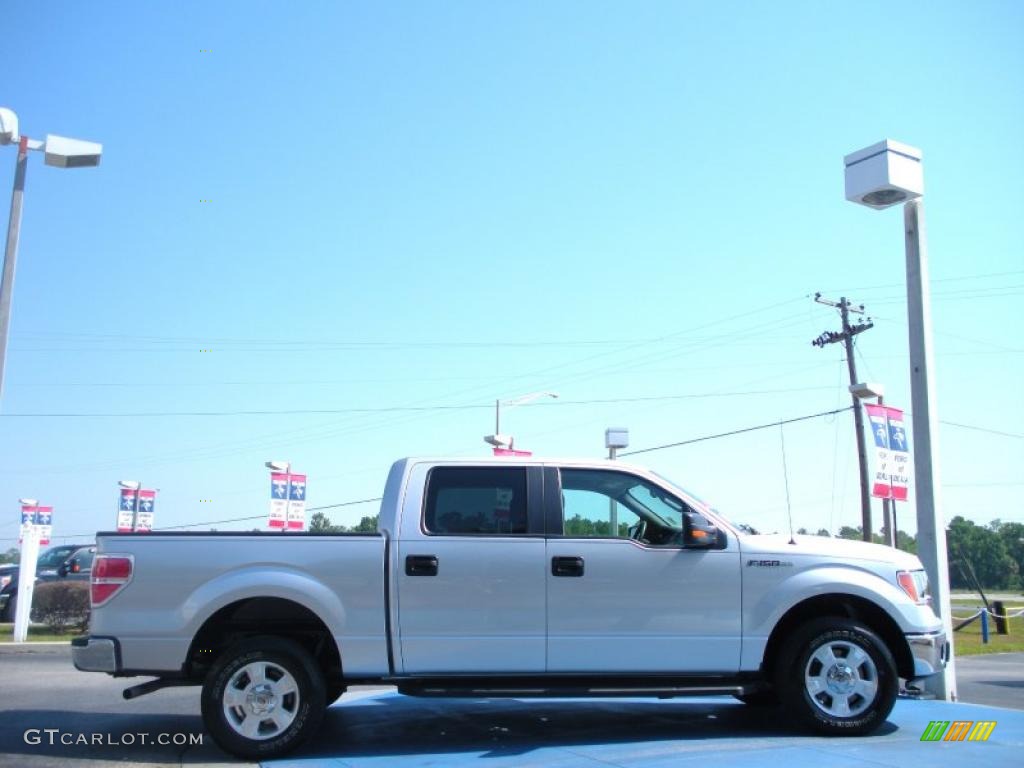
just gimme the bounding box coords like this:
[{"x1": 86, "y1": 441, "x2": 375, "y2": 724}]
[{"x1": 30, "y1": 582, "x2": 90, "y2": 634}]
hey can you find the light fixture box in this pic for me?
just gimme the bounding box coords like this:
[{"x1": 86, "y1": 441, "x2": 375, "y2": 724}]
[
  {"x1": 44, "y1": 134, "x2": 102, "y2": 168},
  {"x1": 844, "y1": 140, "x2": 922, "y2": 210},
  {"x1": 605, "y1": 427, "x2": 629, "y2": 450}
]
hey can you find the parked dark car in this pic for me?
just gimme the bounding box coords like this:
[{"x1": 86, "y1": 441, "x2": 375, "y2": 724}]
[{"x1": 0, "y1": 544, "x2": 95, "y2": 622}]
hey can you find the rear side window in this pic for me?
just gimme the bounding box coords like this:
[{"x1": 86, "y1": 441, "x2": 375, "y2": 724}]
[{"x1": 424, "y1": 467, "x2": 528, "y2": 535}]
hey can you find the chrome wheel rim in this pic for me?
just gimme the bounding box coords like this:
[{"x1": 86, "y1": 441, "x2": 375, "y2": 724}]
[
  {"x1": 222, "y1": 661, "x2": 300, "y2": 740},
  {"x1": 804, "y1": 640, "x2": 878, "y2": 718}
]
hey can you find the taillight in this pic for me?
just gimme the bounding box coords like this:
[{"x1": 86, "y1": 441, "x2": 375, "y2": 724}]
[{"x1": 91, "y1": 555, "x2": 134, "y2": 606}]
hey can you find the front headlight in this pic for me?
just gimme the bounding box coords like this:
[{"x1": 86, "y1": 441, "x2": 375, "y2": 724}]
[{"x1": 898, "y1": 569, "x2": 931, "y2": 605}]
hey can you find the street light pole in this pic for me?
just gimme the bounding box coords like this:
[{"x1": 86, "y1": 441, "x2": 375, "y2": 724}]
[
  {"x1": 1, "y1": 108, "x2": 101, "y2": 409},
  {"x1": 903, "y1": 198, "x2": 956, "y2": 699},
  {"x1": 0, "y1": 136, "x2": 28, "y2": 402},
  {"x1": 844, "y1": 139, "x2": 955, "y2": 700}
]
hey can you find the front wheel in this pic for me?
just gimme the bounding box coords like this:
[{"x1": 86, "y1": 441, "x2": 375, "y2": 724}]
[
  {"x1": 776, "y1": 618, "x2": 897, "y2": 735},
  {"x1": 201, "y1": 635, "x2": 325, "y2": 759}
]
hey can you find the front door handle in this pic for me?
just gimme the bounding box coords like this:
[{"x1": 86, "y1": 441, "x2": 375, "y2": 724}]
[
  {"x1": 551, "y1": 556, "x2": 584, "y2": 577},
  {"x1": 405, "y1": 555, "x2": 439, "y2": 576}
]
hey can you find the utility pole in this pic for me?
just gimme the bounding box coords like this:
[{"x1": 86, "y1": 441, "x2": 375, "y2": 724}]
[{"x1": 812, "y1": 294, "x2": 875, "y2": 542}]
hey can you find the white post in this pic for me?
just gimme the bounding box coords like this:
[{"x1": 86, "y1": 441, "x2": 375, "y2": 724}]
[
  {"x1": 904, "y1": 199, "x2": 956, "y2": 700},
  {"x1": 13, "y1": 525, "x2": 40, "y2": 643}
]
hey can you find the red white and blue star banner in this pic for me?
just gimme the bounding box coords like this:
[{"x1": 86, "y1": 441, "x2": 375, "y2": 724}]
[
  {"x1": 19, "y1": 504, "x2": 36, "y2": 544},
  {"x1": 287, "y1": 474, "x2": 307, "y2": 531},
  {"x1": 864, "y1": 404, "x2": 911, "y2": 501},
  {"x1": 117, "y1": 489, "x2": 156, "y2": 532},
  {"x1": 269, "y1": 472, "x2": 289, "y2": 529},
  {"x1": 135, "y1": 490, "x2": 156, "y2": 532},
  {"x1": 18, "y1": 504, "x2": 51, "y2": 545},
  {"x1": 36, "y1": 506, "x2": 53, "y2": 545},
  {"x1": 117, "y1": 489, "x2": 135, "y2": 532}
]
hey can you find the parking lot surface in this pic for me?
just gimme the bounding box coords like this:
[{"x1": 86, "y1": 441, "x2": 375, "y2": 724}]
[{"x1": 1, "y1": 645, "x2": 1021, "y2": 767}]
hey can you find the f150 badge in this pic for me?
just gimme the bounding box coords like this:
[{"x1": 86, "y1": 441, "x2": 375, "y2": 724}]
[{"x1": 746, "y1": 559, "x2": 794, "y2": 567}]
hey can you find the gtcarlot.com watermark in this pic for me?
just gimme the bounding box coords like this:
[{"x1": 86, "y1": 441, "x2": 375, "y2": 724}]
[{"x1": 24, "y1": 729, "x2": 203, "y2": 747}]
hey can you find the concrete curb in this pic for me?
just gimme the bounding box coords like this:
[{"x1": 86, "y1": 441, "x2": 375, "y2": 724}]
[{"x1": 0, "y1": 641, "x2": 72, "y2": 653}]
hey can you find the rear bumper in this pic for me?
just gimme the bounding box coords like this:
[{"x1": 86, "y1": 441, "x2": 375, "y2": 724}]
[
  {"x1": 71, "y1": 636, "x2": 120, "y2": 673},
  {"x1": 907, "y1": 630, "x2": 948, "y2": 679}
]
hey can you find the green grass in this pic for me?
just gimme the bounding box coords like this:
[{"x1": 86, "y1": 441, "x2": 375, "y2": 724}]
[
  {"x1": 952, "y1": 612, "x2": 1024, "y2": 655},
  {"x1": 0, "y1": 624, "x2": 82, "y2": 643}
]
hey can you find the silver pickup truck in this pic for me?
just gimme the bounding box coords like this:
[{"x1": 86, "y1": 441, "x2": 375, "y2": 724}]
[{"x1": 73, "y1": 457, "x2": 947, "y2": 759}]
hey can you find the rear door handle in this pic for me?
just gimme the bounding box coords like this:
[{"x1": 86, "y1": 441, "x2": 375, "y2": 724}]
[
  {"x1": 551, "y1": 556, "x2": 584, "y2": 577},
  {"x1": 405, "y1": 555, "x2": 439, "y2": 576}
]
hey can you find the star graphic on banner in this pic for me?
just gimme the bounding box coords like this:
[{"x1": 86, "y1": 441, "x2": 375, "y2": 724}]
[
  {"x1": 892, "y1": 429, "x2": 906, "y2": 449},
  {"x1": 121, "y1": 497, "x2": 134, "y2": 510},
  {"x1": 875, "y1": 425, "x2": 887, "y2": 442},
  {"x1": 291, "y1": 484, "x2": 305, "y2": 500},
  {"x1": 273, "y1": 481, "x2": 287, "y2": 497},
  {"x1": 141, "y1": 499, "x2": 153, "y2": 511}
]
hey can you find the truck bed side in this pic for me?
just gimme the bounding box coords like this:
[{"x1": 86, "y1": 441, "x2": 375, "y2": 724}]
[{"x1": 90, "y1": 532, "x2": 388, "y2": 676}]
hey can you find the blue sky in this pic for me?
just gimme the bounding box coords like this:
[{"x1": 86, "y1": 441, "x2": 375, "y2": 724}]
[{"x1": 1, "y1": 0, "x2": 1021, "y2": 546}]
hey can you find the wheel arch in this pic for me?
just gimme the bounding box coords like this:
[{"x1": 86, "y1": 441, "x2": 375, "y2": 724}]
[
  {"x1": 186, "y1": 597, "x2": 343, "y2": 687},
  {"x1": 761, "y1": 593, "x2": 914, "y2": 680}
]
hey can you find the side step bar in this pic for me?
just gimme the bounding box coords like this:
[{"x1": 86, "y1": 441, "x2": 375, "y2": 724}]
[{"x1": 397, "y1": 684, "x2": 757, "y2": 699}]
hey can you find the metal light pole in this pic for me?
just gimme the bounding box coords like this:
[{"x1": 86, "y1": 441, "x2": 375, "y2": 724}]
[
  {"x1": 0, "y1": 108, "x2": 101, "y2": 405},
  {"x1": 844, "y1": 139, "x2": 956, "y2": 701},
  {"x1": 605, "y1": 428, "x2": 628, "y2": 536},
  {"x1": 484, "y1": 391, "x2": 558, "y2": 450}
]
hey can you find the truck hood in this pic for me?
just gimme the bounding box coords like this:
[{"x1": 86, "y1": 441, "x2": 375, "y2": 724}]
[{"x1": 740, "y1": 533, "x2": 923, "y2": 571}]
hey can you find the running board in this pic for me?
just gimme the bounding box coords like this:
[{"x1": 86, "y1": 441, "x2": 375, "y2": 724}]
[{"x1": 397, "y1": 683, "x2": 755, "y2": 699}]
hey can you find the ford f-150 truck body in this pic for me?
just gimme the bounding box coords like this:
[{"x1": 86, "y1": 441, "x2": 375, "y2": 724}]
[{"x1": 73, "y1": 457, "x2": 947, "y2": 758}]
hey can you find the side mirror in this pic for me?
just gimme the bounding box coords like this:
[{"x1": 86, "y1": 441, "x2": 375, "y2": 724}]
[
  {"x1": 683, "y1": 510, "x2": 719, "y2": 548},
  {"x1": 58, "y1": 563, "x2": 69, "y2": 577}
]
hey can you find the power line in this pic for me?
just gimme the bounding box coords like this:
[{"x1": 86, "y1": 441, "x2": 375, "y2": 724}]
[
  {"x1": 939, "y1": 421, "x2": 1024, "y2": 439},
  {"x1": 619, "y1": 407, "x2": 854, "y2": 457},
  {"x1": 0, "y1": 386, "x2": 837, "y2": 418}
]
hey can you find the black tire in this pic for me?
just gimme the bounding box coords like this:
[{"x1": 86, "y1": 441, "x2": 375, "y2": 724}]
[
  {"x1": 776, "y1": 617, "x2": 897, "y2": 735},
  {"x1": 201, "y1": 635, "x2": 325, "y2": 760},
  {"x1": 734, "y1": 690, "x2": 780, "y2": 707}
]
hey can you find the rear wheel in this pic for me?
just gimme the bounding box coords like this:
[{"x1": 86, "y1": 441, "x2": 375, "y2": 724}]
[
  {"x1": 776, "y1": 617, "x2": 897, "y2": 735},
  {"x1": 201, "y1": 635, "x2": 325, "y2": 759}
]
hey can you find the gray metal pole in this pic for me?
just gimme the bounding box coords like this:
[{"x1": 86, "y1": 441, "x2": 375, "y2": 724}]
[
  {"x1": 608, "y1": 446, "x2": 618, "y2": 535},
  {"x1": 132, "y1": 486, "x2": 140, "y2": 532},
  {"x1": 840, "y1": 298, "x2": 873, "y2": 542},
  {"x1": 904, "y1": 199, "x2": 956, "y2": 700},
  {"x1": 0, "y1": 136, "x2": 29, "y2": 406}
]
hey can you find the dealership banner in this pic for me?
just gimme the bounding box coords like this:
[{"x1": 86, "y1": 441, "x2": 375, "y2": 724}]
[
  {"x1": 864, "y1": 404, "x2": 911, "y2": 501},
  {"x1": 268, "y1": 472, "x2": 289, "y2": 529},
  {"x1": 19, "y1": 504, "x2": 37, "y2": 544},
  {"x1": 117, "y1": 489, "x2": 136, "y2": 532},
  {"x1": 287, "y1": 474, "x2": 307, "y2": 531},
  {"x1": 17, "y1": 504, "x2": 51, "y2": 545},
  {"x1": 135, "y1": 490, "x2": 156, "y2": 532},
  {"x1": 36, "y1": 506, "x2": 53, "y2": 545}
]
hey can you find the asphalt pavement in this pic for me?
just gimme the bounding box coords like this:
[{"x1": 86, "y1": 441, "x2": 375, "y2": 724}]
[{"x1": 0, "y1": 645, "x2": 1021, "y2": 767}]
